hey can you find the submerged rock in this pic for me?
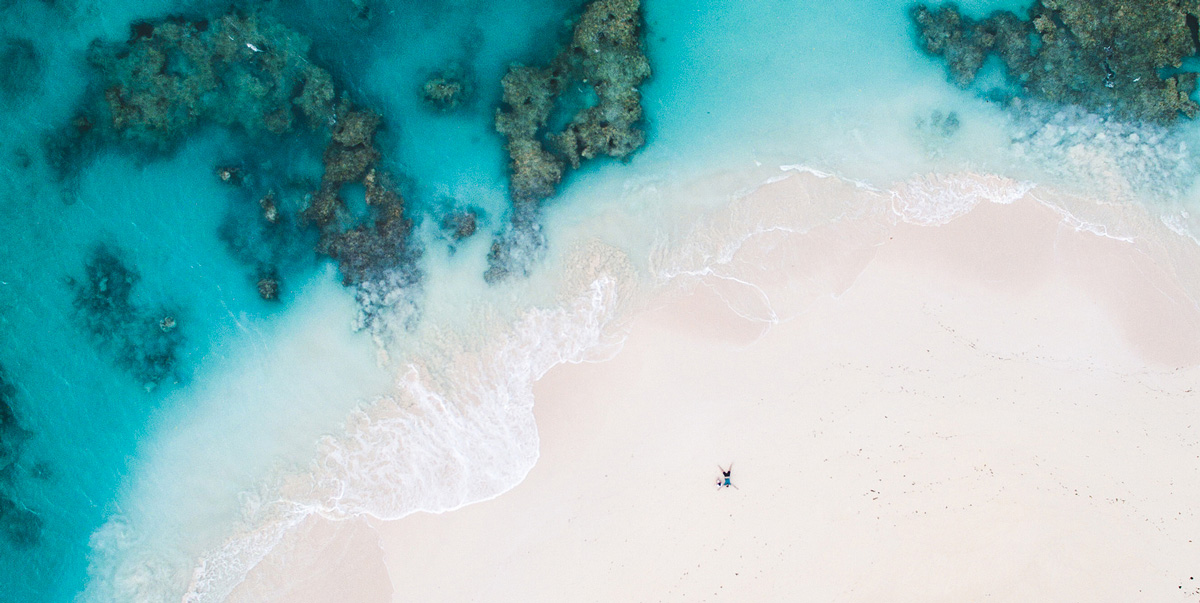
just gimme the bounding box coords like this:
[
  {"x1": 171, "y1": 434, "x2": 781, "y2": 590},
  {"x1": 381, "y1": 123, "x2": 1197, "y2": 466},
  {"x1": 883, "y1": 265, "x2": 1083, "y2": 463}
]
[
  {"x1": 912, "y1": 0, "x2": 1200, "y2": 123},
  {"x1": 217, "y1": 180, "x2": 315, "y2": 304},
  {"x1": 258, "y1": 190, "x2": 279, "y2": 223},
  {"x1": 215, "y1": 165, "x2": 245, "y2": 185}
]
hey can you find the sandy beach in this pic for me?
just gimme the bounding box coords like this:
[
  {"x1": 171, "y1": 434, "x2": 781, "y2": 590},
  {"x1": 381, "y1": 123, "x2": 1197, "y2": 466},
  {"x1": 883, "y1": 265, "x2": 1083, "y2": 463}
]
[{"x1": 231, "y1": 173, "x2": 1200, "y2": 602}]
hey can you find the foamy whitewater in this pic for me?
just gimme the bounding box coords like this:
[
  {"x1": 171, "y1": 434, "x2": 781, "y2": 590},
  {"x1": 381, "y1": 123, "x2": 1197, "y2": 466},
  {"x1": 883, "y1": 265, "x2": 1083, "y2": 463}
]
[{"x1": 2, "y1": 0, "x2": 1200, "y2": 601}]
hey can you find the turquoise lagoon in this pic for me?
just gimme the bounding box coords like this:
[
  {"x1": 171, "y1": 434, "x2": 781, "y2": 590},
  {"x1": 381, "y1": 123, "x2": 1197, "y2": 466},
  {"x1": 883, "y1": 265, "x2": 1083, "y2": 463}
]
[{"x1": 1, "y1": 0, "x2": 1199, "y2": 601}]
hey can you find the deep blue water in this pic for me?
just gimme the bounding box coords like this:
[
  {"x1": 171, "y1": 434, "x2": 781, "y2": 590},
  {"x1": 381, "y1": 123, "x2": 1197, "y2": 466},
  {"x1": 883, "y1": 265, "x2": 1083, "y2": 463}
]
[{"x1": 2, "y1": 0, "x2": 1199, "y2": 600}]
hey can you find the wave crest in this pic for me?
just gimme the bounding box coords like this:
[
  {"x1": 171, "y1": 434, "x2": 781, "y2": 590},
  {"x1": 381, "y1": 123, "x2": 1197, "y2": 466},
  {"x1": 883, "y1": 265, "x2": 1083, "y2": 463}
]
[{"x1": 181, "y1": 267, "x2": 627, "y2": 601}]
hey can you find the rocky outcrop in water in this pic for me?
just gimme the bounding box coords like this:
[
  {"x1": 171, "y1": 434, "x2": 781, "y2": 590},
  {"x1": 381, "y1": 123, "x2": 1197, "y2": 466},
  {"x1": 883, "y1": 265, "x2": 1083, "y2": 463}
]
[
  {"x1": 71, "y1": 245, "x2": 184, "y2": 388},
  {"x1": 489, "y1": 0, "x2": 650, "y2": 280},
  {"x1": 912, "y1": 1, "x2": 1200, "y2": 123}
]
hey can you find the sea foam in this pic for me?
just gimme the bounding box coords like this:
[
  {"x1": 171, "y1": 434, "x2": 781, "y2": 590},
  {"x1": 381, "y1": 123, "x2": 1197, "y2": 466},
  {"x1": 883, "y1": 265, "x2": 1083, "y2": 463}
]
[
  {"x1": 178, "y1": 253, "x2": 632, "y2": 602},
  {"x1": 94, "y1": 161, "x2": 1200, "y2": 603}
]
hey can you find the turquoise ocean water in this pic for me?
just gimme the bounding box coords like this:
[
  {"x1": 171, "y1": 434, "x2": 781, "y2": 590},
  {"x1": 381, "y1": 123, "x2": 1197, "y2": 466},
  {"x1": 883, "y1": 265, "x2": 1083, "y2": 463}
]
[{"x1": 1, "y1": 0, "x2": 1199, "y2": 600}]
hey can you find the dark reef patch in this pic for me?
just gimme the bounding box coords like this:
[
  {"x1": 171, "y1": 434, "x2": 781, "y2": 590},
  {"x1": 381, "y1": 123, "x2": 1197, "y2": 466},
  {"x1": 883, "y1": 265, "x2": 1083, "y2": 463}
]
[
  {"x1": 0, "y1": 37, "x2": 41, "y2": 103},
  {"x1": 70, "y1": 245, "x2": 184, "y2": 388},
  {"x1": 442, "y1": 207, "x2": 479, "y2": 242},
  {"x1": 43, "y1": 115, "x2": 100, "y2": 186},
  {"x1": 56, "y1": 9, "x2": 419, "y2": 328},
  {"x1": 917, "y1": 109, "x2": 961, "y2": 138},
  {"x1": 495, "y1": 0, "x2": 651, "y2": 206},
  {"x1": 488, "y1": 0, "x2": 650, "y2": 281},
  {"x1": 419, "y1": 25, "x2": 484, "y2": 113},
  {"x1": 86, "y1": 12, "x2": 338, "y2": 147},
  {"x1": 0, "y1": 366, "x2": 41, "y2": 550},
  {"x1": 0, "y1": 493, "x2": 41, "y2": 550},
  {"x1": 320, "y1": 167, "x2": 417, "y2": 287},
  {"x1": 422, "y1": 64, "x2": 475, "y2": 112},
  {"x1": 912, "y1": 0, "x2": 1200, "y2": 123},
  {"x1": 0, "y1": 368, "x2": 29, "y2": 482},
  {"x1": 214, "y1": 151, "x2": 322, "y2": 302}
]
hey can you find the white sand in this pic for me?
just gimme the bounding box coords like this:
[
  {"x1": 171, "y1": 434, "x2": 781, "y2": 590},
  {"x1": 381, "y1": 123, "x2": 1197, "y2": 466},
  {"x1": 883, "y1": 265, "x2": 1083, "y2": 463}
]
[{"x1": 232, "y1": 174, "x2": 1200, "y2": 602}]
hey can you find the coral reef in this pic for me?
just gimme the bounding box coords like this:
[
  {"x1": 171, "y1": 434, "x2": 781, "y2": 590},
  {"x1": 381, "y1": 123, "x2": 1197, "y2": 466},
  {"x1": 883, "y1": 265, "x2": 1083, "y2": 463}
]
[
  {"x1": 73, "y1": 9, "x2": 417, "y2": 321},
  {"x1": 421, "y1": 63, "x2": 473, "y2": 111},
  {"x1": 484, "y1": 207, "x2": 545, "y2": 283},
  {"x1": 441, "y1": 208, "x2": 478, "y2": 240},
  {"x1": 319, "y1": 104, "x2": 382, "y2": 185},
  {"x1": 319, "y1": 168, "x2": 414, "y2": 287},
  {"x1": 494, "y1": 0, "x2": 651, "y2": 206},
  {"x1": 302, "y1": 107, "x2": 416, "y2": 307},
  {"x1": 0, "y1": 37, "x2": 40, "y2": 103},
  {"x1": 256, "y1": 271, "x2": 280, "y2": 301},
  {"x1": 70, "y1": 245, "x2": 184, "y2": 388},
  {"x1": 87, "y1": 12, "x2": 335, "y2": 146},
  {"x1": 488, "y1": 0, "x2": 650, "y2": 281},
  {"x1": 912, "y1": 1, "x2": 1200, "y2": 123}
]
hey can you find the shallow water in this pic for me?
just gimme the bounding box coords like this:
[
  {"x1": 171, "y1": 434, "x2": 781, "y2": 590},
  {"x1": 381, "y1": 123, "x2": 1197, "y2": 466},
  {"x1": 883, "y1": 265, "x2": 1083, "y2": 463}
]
[{"x1": 1, "y1": 0, "x2": 1199, "y2": 600}]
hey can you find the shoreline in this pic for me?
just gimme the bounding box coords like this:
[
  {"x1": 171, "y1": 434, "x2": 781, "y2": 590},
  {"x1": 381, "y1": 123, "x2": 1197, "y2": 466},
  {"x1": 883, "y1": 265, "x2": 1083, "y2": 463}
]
[{"x1": 228, "y1": 170, "x2": 1200, "y2": 602}]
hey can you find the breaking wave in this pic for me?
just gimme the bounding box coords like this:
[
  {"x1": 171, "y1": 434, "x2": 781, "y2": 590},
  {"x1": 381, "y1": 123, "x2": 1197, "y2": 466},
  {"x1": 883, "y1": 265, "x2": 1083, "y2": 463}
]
[
  {"x1": 89, "y1": 164, "x2": 1200, "y2": 603},
  {"x1": 179, "y1": 254, "x2": 633, "y2": 602}
]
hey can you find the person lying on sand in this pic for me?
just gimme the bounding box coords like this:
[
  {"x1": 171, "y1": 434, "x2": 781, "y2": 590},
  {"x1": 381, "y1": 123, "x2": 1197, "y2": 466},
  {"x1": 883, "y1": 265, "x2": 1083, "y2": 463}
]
[{"x1": 716, "y1": 464, "x2": 738, "y2": 490}]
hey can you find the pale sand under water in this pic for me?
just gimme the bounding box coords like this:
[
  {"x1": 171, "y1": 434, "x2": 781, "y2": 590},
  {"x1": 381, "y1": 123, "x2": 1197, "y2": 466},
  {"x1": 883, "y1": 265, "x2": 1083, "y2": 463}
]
[{"x1": 229, "y1": 172, "x2": 1200, "y2": 602}]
